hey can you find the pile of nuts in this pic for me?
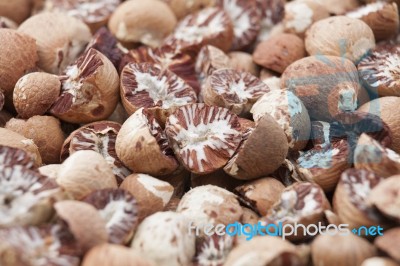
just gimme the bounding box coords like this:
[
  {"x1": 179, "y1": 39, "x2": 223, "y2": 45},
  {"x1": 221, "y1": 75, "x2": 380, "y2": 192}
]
[{"x1": 1, "y1": 0, "x2": 400, "y2": 265}]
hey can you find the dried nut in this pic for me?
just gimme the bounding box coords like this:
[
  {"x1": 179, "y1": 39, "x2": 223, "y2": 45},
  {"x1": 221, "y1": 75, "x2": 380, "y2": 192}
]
[
  {"x1": 177, "y1": 185, "x2": 243, "y2": 227},
  {"x1": 13, "y1": 72, "x2": 61, "y2": 118},
  {"x1": 346, "y1": 2, "x2": 399, "y2": 41},
  {"x1": 265, "y1": 182, "x2": 331, "y2": 242},
  {"x1": 234, "y1": 177, "x2": 285, "y2": 216},
  {"x1": 54, "y1": 200, "x2": 108, "y2": 253},
  {"x1": 375, "y1": 228, "x2": 400, "y2": 263},
  {"x1": 38, "y1": 164, "x2": 61, "y2": 179},
  {"x1": 362, "y1": 257, "x2": 400, "y2": 266},
  {"x1": 311, "y1": 0, "x2": 360, "y2": 15},
  {"x1": 0, "y1": 16, "x2": 18, "y2": 29},
  {"x1": 256, "y1": 0, "x2": 285, "y2": 42},
  {"x1": 251, "y1": 90, "x2": 311, "y2": 151},
  {"x1": 35, "y1": 0, "x2": 121, "y2": 33},
  {"x1": 333, "y1": 168, "x2": 388, "y2": 232},
  {"x1": 0, "y1": 0, "x2": 31, "y2": 24},
  {"x1": 283, "y1": 0, "x2": 329, "y2": 37},
  {"x1": 305, "y1": 16, "x2": 375, "y2": 63},
  {"x1": 6, "y1": 116, "x2": 65, "y2": 164},
  {"x1": 224, "y1": 114, "x2": 289, "y2": 180},
  {"x1": 354, "y1": 134, "x2": 400, "y2": 177},
  {"x1": 194, "y1": 233, "x2": 235, "y2": 266},
  {"x1": 203, "y1": 68, "x2": 270, "y2": 116},
  {"x1": 116, "y1": 108, "x2": 178, "y2": 176},
  {"x1": 281, "y1": 56, "x2": 360, "y2": 121},
  {"x1": 164, "y1": 7, "x2": 234, "y2": 53},
  {"x1": 60, "y1": 121, "x2": 131, "y2": 185},
  {"x1": 120, "y1": 173, "x2": 174, "y2": 222},
  {"x1": 358, "y1": 44, "x2": 400, "y2": 97},
  {"x1": 358, "y1": 96, "x2": 400, "y2": 153},
  {"x1": 0, "y1": 127, "x2": 42, "y2": 167},
  {"x1": 253, "y1": 33, "x2": 306, "y2": 74},
  {"x1": 18, "y1": 12, "x2": 92, "y2": 74},
  {"x1": 0, "y1": 29, "x2": 38, "y2": 101},
  {"x1": 131, "y1": 211, "x2": 196, "y2": 266},
  {"x1": 0, "y1": 225, "x2": 80, "y2": 266},
  {"x1": 217, "y1": 0, "x2": 261, "y2": 50},
  {"x1": 369, "y1": 175, "x2": 400, "y2": 223},
  {"x1": 56, "y1": 150, "x2": 118, "y2": 199},
  {"x1": 120, "y1": 62, "x2": 197, "y2": 120},
  {"x1": 296, "y1": 140, "x2": 350, "y2": 192},
  {"x1": 82, "y1": 188, "x2": 138, "y2": 244},
  {"x1": 225, "y1": 236, "x2": 303, "y2": 266},
  {"x1": 228, "y1": 51, "x2": 259, "y2": 77},
  {"x1": 50, "y1": 48, "x2": 119, "y2": 124},
  {"x1": 108, "y1": 0, "x2": 177, "y2": 48},
  {"x1": 311, "y1": 230, "x2": 377, "y2": 266},
  {"x1": 191, "y1": 169, "x2": 246, "y2": 192},
  {"x1": 166, "y1": 104, "x2": 241, "y2": 174},
  {"x1": 82, "y1": 243, "x2": 155, "y2": 266}
]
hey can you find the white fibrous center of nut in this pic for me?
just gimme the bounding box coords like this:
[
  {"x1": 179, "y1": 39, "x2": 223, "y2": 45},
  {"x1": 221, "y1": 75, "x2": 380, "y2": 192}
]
[
  {"x1": 63, "y1": 65, "x2": 81, "y2": 102},
  {"x1": 298, "y1": 148, "x2": 340, "y2": 169},
  {"x1": 301, "y1": 187, "x2": 320, "y2": 215},
  {"x1": 99, "y1": 199, "x2": 134, "y2": 230},
  {"x1": 346, "y1": 2, "x2": 385, "y2": 18},
  {"x1": 197, "y1": 236, "x2": 234, "y2": 265},
  {"x1": 137, "y1": 174, "x2": 173, "y2": 205},
  {"x1": 337, "y1": 87, "x2": 357, "y2": 112},
  {"x1": 342, "y1": 171, "x2": 376, "y2": 211},
  {"x1": 386, "y1": 148, "x2": 400, "y2": 162},
  {"x1": 285, "y1": 2, "x2": 313, "y2": 33},
  {"x1": 222, "y1": 0, "x2": 251, "y2": 38}
]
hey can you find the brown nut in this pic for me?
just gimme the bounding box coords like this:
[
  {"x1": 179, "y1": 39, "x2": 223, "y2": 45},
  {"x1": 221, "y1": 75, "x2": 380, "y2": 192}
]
[
  {"x1": 203, "y1": 68, "x2": 270, "y2": 116},
  {"x1": 281, "y1": 56, "x2": 360, "y2": 122},
  {"x1": 228, "y1": 51, "x2": 259, "y2": 77},
  {"x1": 0, "y1": 0, "x2": 31, "y2": 24},
  {"x1": 375, "y1": 228, "x2": 400, "y2": 263},
  {"x1": 56, "y1": 150, "x2": 118, "y2": 199},
  {"x1": 305, "y1": 16, "x2": 375, "y2": 63},
  {"x1": 5, "y1": 116, "x2": 65, "y2": 165},
  {"x1": 346, "y1": 2, "x2": 399, "y2": 42},
  {"x1": 50, "y1": 48, "x2": 119, "y2": 124},
  {"x1": 165, "y1": 104, "x2": 242, "y2": 174},
  {"x1": 0, "y1": 29, "x2": 38, "y2": 102},
  {"x1": 13, "y1": 72, "x2": 61, "y2": 118},
  {"x1": 120, "y1": 173, "x2": 174, "y2": 222},
  {"x1": 18, "y1": 12, "x2": 92, "y2": 74},
  {"x1": 108, "y1": 0, "x2": 177, "y2": 48},
  {"x1": 116, "y1": 108, "x2": 179, "y2": 176},
  {"x1": 234, "y1": 177, "x2": 285, "y2": 216}
]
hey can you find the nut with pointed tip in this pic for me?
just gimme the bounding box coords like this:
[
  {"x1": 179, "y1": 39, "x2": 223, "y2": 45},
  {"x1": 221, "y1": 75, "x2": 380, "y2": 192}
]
[
  {"x1": 305, "y1": 16, "x2": 375, "y2": 63},
  {"x1": 131, "y1": 211, "x2": 196, "y2": 266},
  {"x1": 375, "y1": 228, "x2": 400, "y2": 263},
  {"x1": 108, "y1": 0, "x2": 177, "y2": 48},
  {"x1": 116, "y1": 108, "x2": 179, "y2": 176},
  {"x1": 56, "y1": 150, "x2": 118, "y2": 199},
  {"x1": 120, "y1": 173, "x2": 174, "y2": 222},
  {"x1": 18, "y1": 12, "x2": 92, "y2": 74}
]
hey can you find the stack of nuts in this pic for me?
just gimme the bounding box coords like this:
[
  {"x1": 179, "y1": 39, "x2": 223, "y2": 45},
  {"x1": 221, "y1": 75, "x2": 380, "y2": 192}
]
[{"x1": 1, "y1": 0, "x2": 400, "y2": 265}]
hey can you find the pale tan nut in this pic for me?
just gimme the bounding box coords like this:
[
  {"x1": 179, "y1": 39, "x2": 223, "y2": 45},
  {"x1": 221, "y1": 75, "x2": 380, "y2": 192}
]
[
  {"x1": 224, "y1": 114, "x2": 289, "y2": 180},
  {"x1": 163, "y1": 7, "x2": 234, "y2": 53},
  {"x1": 38, "y1": 164, "x2": 60, "y2": 179},
  {"x1": 5, "y1": 116, "x2": 65, "y2": 165},
  {"x1": 251, "y1": 90, "x2": 311, "y2": 151},
  {"x1": 165, "y1": 104, "x2": 242, "y2": 174},
  {"x1": 305, "y1": 16, "x2": 375, "y2": 64},
  {"x1": 0, "y1": 16, "x2": 18, "y2": 29},
  {"x1": 108, "y1": 0, "x2": 177, "y2": 48},
  {"x1": 163, "y1": 0, "x2": 216, "y2": 19},
  {"x1": 0, "y1": 29, "x2": 38, "y2": 103},
  {"x1": 333, "y1": 168, "x2": 390, "y2": 234},
  {"x1": 18, "y1": 12, "x2": 92, "y2": 74},
  {"x1": 177, "y1": 185, "x2": 243, "y2": 228},
  {"x1": 131, "y1": 211, "x2": 195, "y2": 266},
  {"x1": 56, "y1": 150, "x2": 118, "y2": 199},
  {"x1": 234, "y1": 177, "x2": 285, "y2": 216},
  {"x1": 358, "y1": 96, "x2": 400, "y2": 153},
  {"x1": 311, "y1": 230, "x2": 377, "y2": 266},
  {"x1": 54, "y1": 200, "x2": 108, "y2": 253},
  {"x1": 203, "y1": 69, "x2": 270, "y2": 116},
  {"x1": 309, "y1": 0, "x2": 360, "y2": 15},
  {"x1": 228, "y1": 51, "x2": 259, "y2": 77},
  {"x1": 281, "y1": 56, "x2": 360, "y2": 122},
  {"x1": 0, "y1": 127, "x2": 42, "y2": 167},
  {"x1": 362, "y1": 257, "x2": 400, "y2": 266},
  {"x1": 283, "y1": 0, "x2": 330, "y2": 38},
  {"x1": 346, "y1": 2, "x2": 399, "y2": 42},
  {"x1": 225, "y1": 236, "x2": 303, "y2": 265},
  {"x1": 13, "y1": 72, "x2": 61, "y2": 118},
  {"x1": 0, "y1": 0, "x2": 31, "y2": 24},
  {"x1": 116, "y1": 108, "x2": 179, "y2": 176},
  {"x1": 50, "y1": 48, "x2": 119, "y2": 124},
  {"x1": 375, "y1": 228, "x2": 400, "y2": 263},
  {"x1": 120, "y1": 173, "x2": 174, "y2": 222},
  {"x1": 82, "y1": 243, "x2": 155, "y2": 266},
  {"x1": 253, "y1": 33, "x2": 305, "y2": 74}
]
